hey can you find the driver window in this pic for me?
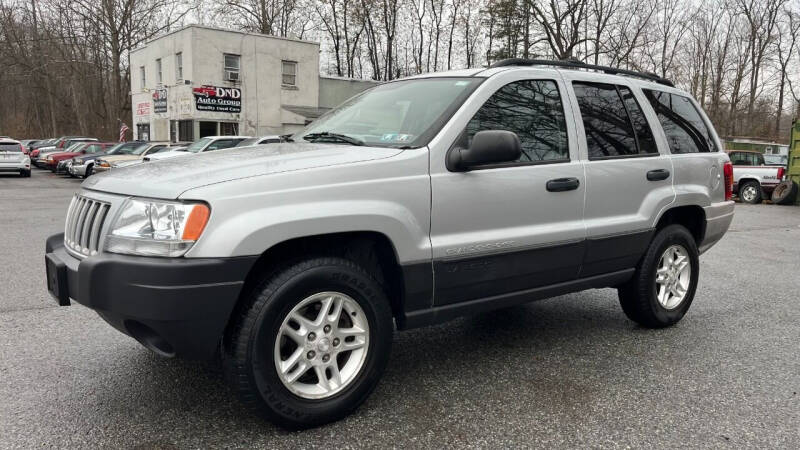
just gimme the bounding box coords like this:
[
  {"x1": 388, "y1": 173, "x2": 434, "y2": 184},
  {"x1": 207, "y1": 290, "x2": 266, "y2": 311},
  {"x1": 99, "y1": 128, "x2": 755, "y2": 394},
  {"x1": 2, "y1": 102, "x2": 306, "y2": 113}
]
[{"x1": 463, "y1": 80, "x2": 569, "y2": 163}]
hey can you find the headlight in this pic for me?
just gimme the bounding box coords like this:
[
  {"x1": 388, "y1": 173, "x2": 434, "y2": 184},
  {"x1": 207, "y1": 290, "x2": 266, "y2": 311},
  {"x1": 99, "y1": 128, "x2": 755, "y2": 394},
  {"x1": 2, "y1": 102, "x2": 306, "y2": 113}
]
[
  {"x1": 73, "y1": 159, "x2": 85, "y2": 165},
  {"x1": 105, "y1": 198, "x2": 210, "y2": 257}
]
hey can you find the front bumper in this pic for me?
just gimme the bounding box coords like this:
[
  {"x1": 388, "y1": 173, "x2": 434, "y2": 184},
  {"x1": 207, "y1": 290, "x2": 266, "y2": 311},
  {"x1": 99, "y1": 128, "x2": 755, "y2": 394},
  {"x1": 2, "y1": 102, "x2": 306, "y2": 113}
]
[
  {"x1": 69, "y1": 164, "x2": 87, "y2": 176},
  {"x1": 700, "y1": 200, "x2": 735, "y2": 254},
  {"x1": 45, "y1": 233, "x2": 258, "y2": 359}
]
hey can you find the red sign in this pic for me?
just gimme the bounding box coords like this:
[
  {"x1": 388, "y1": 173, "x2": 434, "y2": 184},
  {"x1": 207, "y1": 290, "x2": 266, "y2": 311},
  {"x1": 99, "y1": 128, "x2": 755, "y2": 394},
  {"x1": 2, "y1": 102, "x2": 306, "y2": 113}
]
[{"x1": 136, "y1": 102, "x2": 151, "y2": 116}]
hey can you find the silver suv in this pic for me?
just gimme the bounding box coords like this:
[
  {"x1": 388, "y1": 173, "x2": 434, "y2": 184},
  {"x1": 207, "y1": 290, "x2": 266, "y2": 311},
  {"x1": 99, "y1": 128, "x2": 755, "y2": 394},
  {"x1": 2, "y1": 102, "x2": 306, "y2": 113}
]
[{"x1": 45, "y1": 60, "x2": 734, "y2": 428}]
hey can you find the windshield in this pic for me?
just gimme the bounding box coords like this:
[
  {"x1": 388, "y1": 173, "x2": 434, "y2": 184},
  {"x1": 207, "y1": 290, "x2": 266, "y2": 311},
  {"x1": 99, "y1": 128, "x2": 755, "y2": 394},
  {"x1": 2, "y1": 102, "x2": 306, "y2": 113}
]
[
  {"x1": 107, "y1": 142, "x2": 146, "y2": 155},
  {"x1": 294, "y1": 77, "x2": 482, "y2": 148},
  {"x1": 185, "y1": 138, "x2": 212, "y2": 153},
  {"x1": 64, "y1": 143, "x2": 83, "y2": 152}
]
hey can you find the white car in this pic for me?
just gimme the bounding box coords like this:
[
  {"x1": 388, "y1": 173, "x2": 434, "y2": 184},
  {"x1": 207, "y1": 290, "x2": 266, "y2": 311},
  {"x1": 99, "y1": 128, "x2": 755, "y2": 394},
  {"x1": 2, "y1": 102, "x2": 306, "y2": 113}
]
[
  {"x1": 0, "y1": 138, "x2": 31, "y2": 177},
  {"x1": 144, "y1": 136, "x2": 251, "y2": 162},
  {"x1": 235, "y1": 135, "x2": 282, "y2": 147}
]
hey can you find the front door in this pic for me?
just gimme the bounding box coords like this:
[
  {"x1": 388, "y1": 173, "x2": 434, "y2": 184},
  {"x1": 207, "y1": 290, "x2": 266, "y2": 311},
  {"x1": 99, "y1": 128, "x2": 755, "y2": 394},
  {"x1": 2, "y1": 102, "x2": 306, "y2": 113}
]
[{"x1": 429, "y1": 76, "x2": 586, "y2": 306}]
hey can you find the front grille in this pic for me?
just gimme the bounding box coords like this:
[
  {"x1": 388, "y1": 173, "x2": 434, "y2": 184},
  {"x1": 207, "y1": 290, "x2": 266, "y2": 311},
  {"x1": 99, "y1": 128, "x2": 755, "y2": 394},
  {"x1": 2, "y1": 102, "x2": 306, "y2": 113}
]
[{"x1": 64, "y1": 195, "x2": 111, "y2": 257}]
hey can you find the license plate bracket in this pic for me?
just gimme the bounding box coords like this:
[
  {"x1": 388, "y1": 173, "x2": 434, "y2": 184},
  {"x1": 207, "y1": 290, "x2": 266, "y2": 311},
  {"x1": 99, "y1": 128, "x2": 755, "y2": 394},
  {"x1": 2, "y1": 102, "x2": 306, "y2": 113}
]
[{"x1": 45, "y1": 253, "x2": 70, "y2": 306}]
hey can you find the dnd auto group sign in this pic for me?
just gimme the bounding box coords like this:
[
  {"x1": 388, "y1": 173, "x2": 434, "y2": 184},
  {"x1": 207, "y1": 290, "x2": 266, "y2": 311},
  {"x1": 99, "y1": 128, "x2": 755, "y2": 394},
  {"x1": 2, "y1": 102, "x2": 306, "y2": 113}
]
[
  {"x1": 152, "y1": 88, "x2": 167, "y2": 113},
  {"x1": 192, "y1": 85, "x2": 242, "y2": 113}
]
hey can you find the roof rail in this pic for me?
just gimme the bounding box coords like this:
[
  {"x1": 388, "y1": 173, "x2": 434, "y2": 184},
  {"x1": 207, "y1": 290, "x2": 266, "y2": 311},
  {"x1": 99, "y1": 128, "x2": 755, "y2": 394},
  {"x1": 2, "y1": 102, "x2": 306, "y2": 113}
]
[{"x1": 488, "y1": 58, "x2": 675, "y2": 87}]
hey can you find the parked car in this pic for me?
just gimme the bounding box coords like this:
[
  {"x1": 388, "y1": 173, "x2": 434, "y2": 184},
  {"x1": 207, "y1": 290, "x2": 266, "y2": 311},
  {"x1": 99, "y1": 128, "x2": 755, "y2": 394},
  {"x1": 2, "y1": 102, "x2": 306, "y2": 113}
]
[
  {"x1": 143, "y1": 136, "x2": 251, "y2": 161},
  {"x1": 50, "y1": 142, "x2": 115, "y2": 174},
  {"x1": 36, "y1": 142, "x2": 85, "y2": 168},
  {"x1": 236, "y1": 135, "x2": 282, "y2": 147},
  {"x1": 45, "y1": 60, "x2": 734, "y2": 428},
  {"x1": 45, "y1": 142, "x2": 114, "y2": 172},
  {"x1": 69, "y1": 141, "x2": 145, "y2": 178},
  {"x1": 18, "y1": 139, "x2": 41, "y2": 154},
  {"x1": 0, "y1": 138, "x2": 31, "y2": 177},
  {"x1": 51, "y1": 136, "x2": 96, "y2": 151},
  {"x1": 727, "y1": 150, "x2": 785, "y2": 204},
  {"x1": 93, "y1": 142, "x2": 176, "y2": 173}
]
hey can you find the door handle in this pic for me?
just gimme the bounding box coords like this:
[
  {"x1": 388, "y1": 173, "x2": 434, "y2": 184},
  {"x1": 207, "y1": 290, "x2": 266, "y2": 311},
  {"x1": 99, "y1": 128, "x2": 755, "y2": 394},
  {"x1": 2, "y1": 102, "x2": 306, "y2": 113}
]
[
  {"x1": 646, "y1": 169, "x2": 670, "y2": 181},
  {"x1": 546, "y1": 177, "x2": 580, "y2": 192}
]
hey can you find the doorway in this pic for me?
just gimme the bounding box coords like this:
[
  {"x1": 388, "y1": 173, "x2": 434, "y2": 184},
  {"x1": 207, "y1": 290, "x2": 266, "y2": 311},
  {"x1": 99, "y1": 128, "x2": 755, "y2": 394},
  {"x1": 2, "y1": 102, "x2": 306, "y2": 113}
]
[{"x1": 199, "y1": 121, "x2": 217, "y2": 138}]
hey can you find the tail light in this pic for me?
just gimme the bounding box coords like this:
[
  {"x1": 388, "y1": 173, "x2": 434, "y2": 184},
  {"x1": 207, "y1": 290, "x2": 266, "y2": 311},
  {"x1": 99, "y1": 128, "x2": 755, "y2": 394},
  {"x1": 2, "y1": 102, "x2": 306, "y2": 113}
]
[
  {"x1": 777, "y1": 167, "x2": 785, "y2": 180},
  {"x1": 21, "y1": 145, "x2": 27, "y2": 154},
  {"x1": 723, "y1": 161, "x2": 733, "y2": 201}
]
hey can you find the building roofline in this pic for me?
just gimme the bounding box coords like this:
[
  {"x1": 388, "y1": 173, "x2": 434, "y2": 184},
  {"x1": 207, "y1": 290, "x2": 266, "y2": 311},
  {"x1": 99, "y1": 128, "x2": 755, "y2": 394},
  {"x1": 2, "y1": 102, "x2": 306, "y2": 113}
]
[{"x1": 131, "y1": 24, "x2": 320, "y2": 54}]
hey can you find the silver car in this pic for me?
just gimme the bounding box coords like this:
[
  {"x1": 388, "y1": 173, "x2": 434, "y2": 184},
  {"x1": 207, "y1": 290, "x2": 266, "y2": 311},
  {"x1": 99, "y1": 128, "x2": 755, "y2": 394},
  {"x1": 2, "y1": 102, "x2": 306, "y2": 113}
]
[{"x1": 46, "y1": 60, "x2": 734, "y2": 428}]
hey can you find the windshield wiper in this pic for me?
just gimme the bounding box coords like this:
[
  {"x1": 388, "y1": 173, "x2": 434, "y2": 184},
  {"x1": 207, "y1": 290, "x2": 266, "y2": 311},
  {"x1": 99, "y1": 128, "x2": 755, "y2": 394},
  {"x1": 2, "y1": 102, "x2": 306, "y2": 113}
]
[{"x1": 303, "y1": 131, "x2": 364, "y2": 146}]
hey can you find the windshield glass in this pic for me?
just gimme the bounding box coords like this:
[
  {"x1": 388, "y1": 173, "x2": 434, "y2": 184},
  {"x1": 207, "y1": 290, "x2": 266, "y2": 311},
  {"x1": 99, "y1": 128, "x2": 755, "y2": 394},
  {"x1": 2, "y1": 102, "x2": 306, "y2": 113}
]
[
  {"x1": 64, "y1": 143, "x2": 83, "y2": 152},
  {"x1": 294, "y1": 77, "x2": 481, "y2": 148},
  {"x1": 185, "y1": 138, "x2": 212, "y2": 153}
]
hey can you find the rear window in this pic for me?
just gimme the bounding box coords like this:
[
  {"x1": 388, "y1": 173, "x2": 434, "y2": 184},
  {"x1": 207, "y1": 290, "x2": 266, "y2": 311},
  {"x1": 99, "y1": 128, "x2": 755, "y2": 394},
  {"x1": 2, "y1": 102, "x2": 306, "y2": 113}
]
[
  {"x1": 643, "y1": 90, "x2": 717, "y2": 153},
  {"x1": 0, "y1": 143, "x2": 21, "y2": 152}
]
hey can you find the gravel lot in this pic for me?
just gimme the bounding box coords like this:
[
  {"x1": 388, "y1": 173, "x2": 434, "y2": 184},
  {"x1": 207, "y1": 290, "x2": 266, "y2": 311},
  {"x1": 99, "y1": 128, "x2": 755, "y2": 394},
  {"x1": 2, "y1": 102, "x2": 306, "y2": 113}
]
[{"x1": 1, "y1": 169, "x2": 799, "y2": 448}]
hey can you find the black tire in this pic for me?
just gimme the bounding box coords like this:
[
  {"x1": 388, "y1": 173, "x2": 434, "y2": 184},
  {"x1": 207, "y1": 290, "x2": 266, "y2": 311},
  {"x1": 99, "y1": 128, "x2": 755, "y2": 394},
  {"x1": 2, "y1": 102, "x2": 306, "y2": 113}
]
[
  {"x1": 223, "y1": 256, "x2": 393, "y2": 429},
  {"x1": 20, "y1": 169, "x2": 31, "y2": 178},
  {"x1": 738, "y1": 180, "x2": 762, "y2": 204},
  {"x1": 618, "y1": 224, "x2": 700, "y2": 328},
  {"x1": 84, "y1": 164, "x2": 93, "y2": 177},
  {"x1": 771, "y1": 180, "x2": 798, "y2": 205}
]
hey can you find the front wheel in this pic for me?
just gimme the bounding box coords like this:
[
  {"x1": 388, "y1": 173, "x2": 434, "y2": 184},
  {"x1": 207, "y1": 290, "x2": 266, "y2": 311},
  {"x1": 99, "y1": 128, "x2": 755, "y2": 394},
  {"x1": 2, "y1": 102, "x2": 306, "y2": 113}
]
[
  {"x1": 618, "y1": 225, "x2": 699, "y2": 328},
  {"x1": 224, "y1": 257, "x2": 393, "y2": 429}
]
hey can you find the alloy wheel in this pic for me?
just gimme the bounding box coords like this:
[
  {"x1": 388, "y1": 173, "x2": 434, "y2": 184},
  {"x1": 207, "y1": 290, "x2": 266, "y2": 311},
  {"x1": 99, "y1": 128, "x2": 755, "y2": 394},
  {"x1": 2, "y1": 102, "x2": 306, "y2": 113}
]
[
  {"x1": 654, "y1": 245, "x2": 692, "y2": 310},
  {"x1": 274, "y1": 292, "x2": 369, "y2": 400}
]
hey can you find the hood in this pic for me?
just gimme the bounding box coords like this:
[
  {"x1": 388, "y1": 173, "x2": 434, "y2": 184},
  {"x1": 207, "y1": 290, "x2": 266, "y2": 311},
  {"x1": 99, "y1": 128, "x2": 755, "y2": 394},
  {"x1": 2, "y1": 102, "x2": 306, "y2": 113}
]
[
  {"x1": 144, "y1": 150, "x2": 191, "y2": 161},
  {"x1": 82, "y1": 142, "x2": 403, "y2": 199},
  {"x1": 101, "y1": 154, "x2": 140, "y2": 163},
  {"x1": 74, "y1": 152, "x2": 104, "y2": 162}
]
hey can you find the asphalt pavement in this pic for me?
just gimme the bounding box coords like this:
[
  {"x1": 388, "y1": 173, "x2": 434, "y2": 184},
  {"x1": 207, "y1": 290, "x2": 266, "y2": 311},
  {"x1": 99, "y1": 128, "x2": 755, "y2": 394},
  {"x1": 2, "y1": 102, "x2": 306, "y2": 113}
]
[{"x1": 1, "y1": 169, "x2": 799, "y2": 448}]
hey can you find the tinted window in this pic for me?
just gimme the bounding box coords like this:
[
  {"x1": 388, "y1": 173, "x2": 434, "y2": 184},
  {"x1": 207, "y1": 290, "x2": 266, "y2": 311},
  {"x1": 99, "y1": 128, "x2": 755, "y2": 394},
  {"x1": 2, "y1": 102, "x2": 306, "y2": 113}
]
[
  {"x1": 573, "y1": 82, "x2": 638, "y2": 158},
  {"x1": 730, "y1": 152, "x2": 761, "y2": 166},
  {"x1": 0, "y1": 143, "x2": 21, "y2": 152},
  {"x1": 643, "y1": 90, "x2": 716, "y2": 153},
  {"x1": 464, "y1": 80, "x2": 568, "y2": 162},
  {"x1": 618, "y1": 87, "x2": 657, "y2": 154}
]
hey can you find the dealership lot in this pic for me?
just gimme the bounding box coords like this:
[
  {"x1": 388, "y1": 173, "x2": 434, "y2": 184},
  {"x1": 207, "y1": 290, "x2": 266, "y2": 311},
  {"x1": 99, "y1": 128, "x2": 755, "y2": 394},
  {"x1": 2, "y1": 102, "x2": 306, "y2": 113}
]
[{"x1": 1, "y1": 170, "x2": 799, "y2": 448}]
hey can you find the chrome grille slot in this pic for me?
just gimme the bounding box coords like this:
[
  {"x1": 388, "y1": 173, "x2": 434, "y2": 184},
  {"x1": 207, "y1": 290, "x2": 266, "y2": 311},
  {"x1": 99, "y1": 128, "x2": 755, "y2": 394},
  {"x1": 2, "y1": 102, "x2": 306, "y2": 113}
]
[{"x1": 64, "y1": 195, "x2": 111, "y2": 257}]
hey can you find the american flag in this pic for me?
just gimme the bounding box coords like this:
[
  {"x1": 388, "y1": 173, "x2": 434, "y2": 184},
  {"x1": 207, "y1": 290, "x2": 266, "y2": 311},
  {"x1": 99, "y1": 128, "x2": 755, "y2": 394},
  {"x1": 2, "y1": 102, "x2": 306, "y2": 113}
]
[{"x1": 119, "y1": 122, "x2": 129, "y2": 142}]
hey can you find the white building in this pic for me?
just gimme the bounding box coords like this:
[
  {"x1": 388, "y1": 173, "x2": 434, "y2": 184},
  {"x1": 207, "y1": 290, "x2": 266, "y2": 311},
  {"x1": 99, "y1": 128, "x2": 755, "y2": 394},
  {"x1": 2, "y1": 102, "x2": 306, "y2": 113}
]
[{"x1": 129, "y1": 25, "x2": 377, "y2": 141}]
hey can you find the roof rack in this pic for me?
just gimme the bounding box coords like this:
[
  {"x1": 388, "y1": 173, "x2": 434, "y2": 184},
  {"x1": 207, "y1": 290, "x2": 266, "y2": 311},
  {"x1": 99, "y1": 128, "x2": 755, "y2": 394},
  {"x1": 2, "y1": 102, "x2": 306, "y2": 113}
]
[{"x1": 488, "y1": 58, "x2": 675, "y2": 87}]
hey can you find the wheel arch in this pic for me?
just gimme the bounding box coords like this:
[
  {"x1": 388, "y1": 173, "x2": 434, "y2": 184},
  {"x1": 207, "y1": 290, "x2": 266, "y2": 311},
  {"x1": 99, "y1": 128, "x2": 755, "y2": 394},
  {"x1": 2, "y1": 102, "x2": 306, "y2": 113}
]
[
  {"x1": 654, "y1": 205, "x2": 706, "y2": 246},
  {"x1": 231, "y1": 231, "x2": 408, "y2": 331}
]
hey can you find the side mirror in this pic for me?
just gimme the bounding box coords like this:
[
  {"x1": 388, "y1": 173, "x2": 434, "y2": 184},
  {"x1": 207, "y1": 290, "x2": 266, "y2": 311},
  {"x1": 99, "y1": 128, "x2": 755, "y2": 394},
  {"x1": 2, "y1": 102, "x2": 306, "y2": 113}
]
[{"x1": 448, "y1": 130, "x2": 522, "y2": 171}]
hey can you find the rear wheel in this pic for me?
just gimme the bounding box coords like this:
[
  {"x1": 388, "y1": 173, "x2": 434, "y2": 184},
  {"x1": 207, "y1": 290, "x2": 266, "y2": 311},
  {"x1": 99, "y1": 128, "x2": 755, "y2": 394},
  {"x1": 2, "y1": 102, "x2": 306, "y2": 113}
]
[
  {"x1": 618, "y1": 225, "x2": 699, "y2": 328},
  {"x1": 20, "y1": 169, "x2": 31, "y2": 177},
  {"x1": 224, "y1": 256, "x2": 393, "y2": 429},
  {"x1": 738, "y1": 181, "x2": 762, "y2": 204}
]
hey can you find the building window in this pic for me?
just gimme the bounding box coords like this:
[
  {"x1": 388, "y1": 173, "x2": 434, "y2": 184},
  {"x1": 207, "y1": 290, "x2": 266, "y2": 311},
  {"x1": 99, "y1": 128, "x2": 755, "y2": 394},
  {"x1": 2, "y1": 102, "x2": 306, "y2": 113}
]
[
  {"x1": 155, "y1": 58, "x2": 162, "y2": 85},
  {"x1": 282, "y1": 60, "x2": 297, "y2": 86},
  {"x1": 224, "y1": 54, "x2": 240, "y2": 81},
  {"x1": 175, "y1": 52, "x2": 183, "y2": 81},
  {"x1": 139, "y1": 66, "x2": 146, "y2": 90}
]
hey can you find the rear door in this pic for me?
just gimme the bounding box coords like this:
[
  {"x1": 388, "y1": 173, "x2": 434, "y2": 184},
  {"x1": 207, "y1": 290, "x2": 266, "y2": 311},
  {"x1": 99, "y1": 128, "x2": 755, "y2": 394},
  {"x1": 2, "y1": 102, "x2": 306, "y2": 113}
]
[
  {"x1": 566, "y1": 78, "x2": 674, "y2": 277},
  {"x1": 429, "y1": 74, "x2": 586, "y2": 305}
]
